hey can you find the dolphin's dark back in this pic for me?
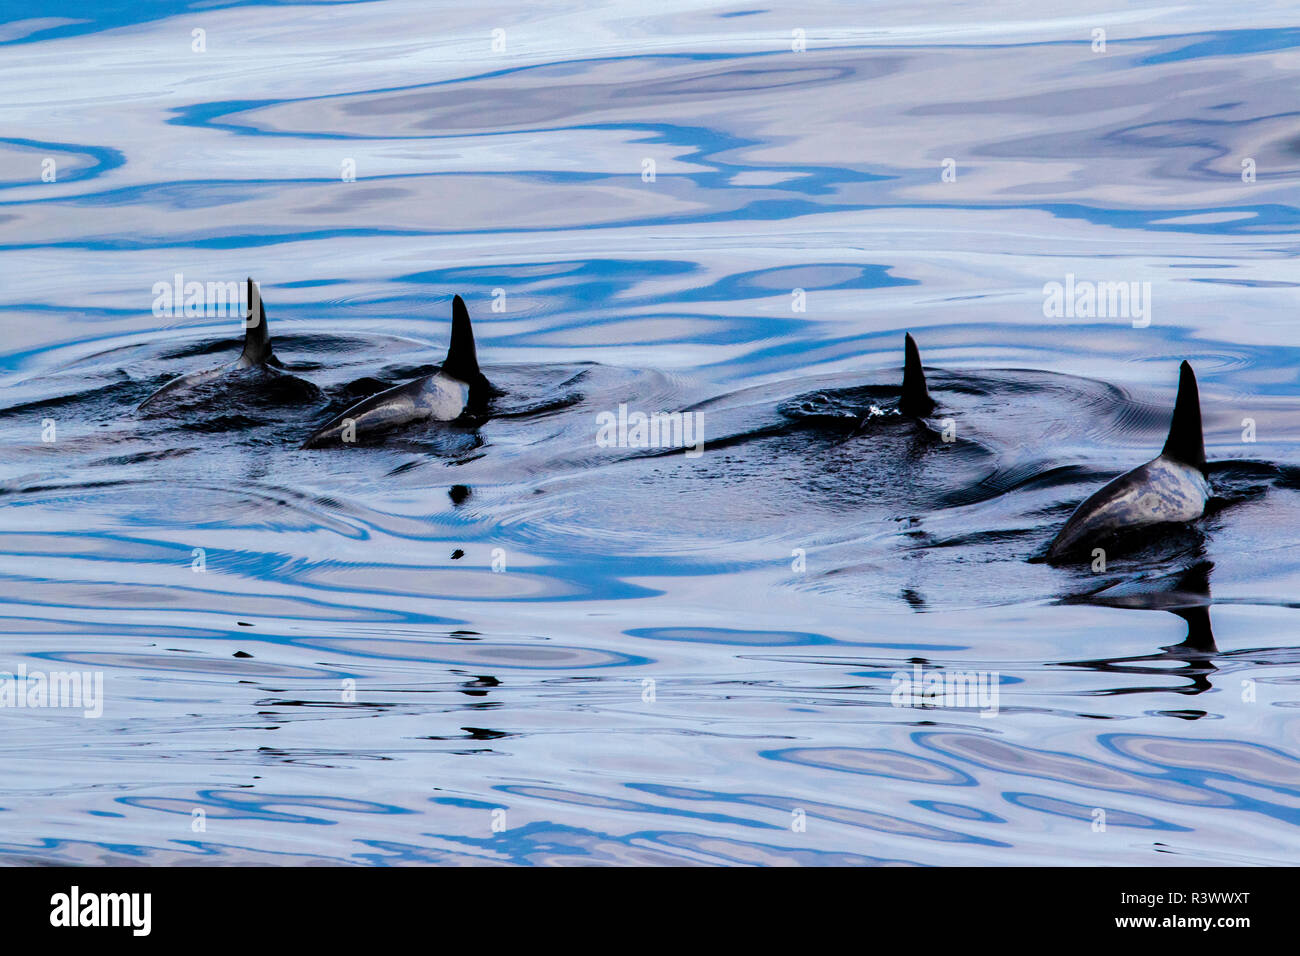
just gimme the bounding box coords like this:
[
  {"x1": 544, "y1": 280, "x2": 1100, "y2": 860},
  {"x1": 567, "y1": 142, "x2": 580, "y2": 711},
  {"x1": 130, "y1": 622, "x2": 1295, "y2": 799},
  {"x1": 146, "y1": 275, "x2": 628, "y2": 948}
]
[
  {"x1": 240, "y1": 277, "x2": 272, "y2": 365},
  {"x1": 1161, "y1": 360, "x2": 1205, "y2": 473},
  {"x1": 899, "y1": 332, "x2": 935, "y2": 417}
]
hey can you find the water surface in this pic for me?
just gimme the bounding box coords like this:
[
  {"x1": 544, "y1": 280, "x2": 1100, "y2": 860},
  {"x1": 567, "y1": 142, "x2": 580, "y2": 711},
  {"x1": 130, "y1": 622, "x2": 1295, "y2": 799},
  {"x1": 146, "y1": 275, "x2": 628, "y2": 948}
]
[{"x1": 2, "y1": 0, "x2": 1300, "y2": 865}]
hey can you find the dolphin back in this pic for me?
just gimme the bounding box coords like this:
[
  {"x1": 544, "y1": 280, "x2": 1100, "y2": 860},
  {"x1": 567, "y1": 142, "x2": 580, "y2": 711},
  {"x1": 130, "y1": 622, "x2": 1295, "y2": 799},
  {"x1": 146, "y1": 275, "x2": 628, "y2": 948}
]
[
  {"x1": 1046, "y1": 362, "x2": 1211, "y2": 561},
  {"x1": 1046, "y1": 457, "x2": 1209, "y2": 560},
  {"x1": 139, "y1": 276, "x2": 274, "y2": 411}
]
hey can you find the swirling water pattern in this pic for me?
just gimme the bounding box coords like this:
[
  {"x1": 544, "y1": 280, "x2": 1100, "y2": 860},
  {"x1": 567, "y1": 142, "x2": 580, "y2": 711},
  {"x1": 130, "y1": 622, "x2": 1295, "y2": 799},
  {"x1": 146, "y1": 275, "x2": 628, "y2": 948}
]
[{"x1": 1, "y1": 1, "x2": 1299, "y2": 865}]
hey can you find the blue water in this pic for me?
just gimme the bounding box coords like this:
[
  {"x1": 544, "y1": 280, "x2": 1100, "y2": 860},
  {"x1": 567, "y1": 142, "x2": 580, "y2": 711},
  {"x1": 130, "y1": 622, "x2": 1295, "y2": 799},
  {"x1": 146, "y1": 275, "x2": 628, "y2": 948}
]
[{"x1": 2, "y1": 1, "x2": 1300, "y2": 865}]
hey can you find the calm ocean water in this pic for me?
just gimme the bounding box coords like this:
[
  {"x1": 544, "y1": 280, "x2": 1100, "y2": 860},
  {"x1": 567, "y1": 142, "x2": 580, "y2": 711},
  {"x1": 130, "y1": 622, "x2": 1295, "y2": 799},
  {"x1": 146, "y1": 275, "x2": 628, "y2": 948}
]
[{"x1": 2, "y1": 1, "x2": 1299, "y2": 865}]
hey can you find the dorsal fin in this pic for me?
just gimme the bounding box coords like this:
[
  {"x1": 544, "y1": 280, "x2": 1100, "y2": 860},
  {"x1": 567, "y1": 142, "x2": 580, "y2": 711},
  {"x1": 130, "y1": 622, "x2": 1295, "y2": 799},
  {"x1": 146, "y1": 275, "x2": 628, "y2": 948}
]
[
  {"x1": 442, "y1": 295, "x2": 481, "y2": 382},
  {"x1": 899, "y1": 332, "x2": 935, "y2": 417},
  {"x1": 1161, "y1": 360, "x2": 1206, "y2": 473},
  {"x1": 240, "y1": 277, "x2": 272, "y2": 365}
]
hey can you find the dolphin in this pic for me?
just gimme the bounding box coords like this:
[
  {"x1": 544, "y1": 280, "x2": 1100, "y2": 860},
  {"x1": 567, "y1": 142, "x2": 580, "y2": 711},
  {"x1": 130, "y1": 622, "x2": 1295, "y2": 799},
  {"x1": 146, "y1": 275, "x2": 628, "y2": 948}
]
[
  {"x1": 787, "y1": 331, "x2": 936, "y2": 444},
  {"x1": 138, "y1": 277, "x2": 276, "y2": 411},
  {"x1": 301, "y1": 294, "x2": 493, "y2": 448},
  {"x1": 1046, "y1": 361, "x2": 1209, "y2": 562},
  {"x1": 899, "y1": 332, "x2": 935, "y2": 417}
]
